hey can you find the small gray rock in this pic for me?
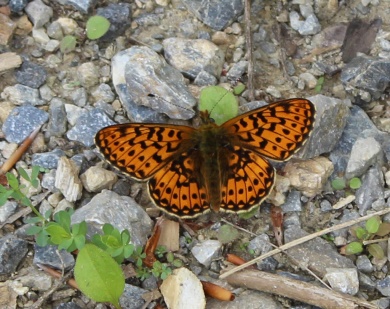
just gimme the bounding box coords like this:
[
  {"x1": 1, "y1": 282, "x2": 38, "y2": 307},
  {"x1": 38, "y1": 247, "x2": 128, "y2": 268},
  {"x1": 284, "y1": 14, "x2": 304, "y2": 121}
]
[
  {"x1": 112, "y1": 46, "x2": 196, "y2": 121},
  {"x1": 71, "y1": 190, "x2": 153, "y2": 246},
  {"x1": 1, "y1": 84, "x2": 45, "y2": 106},
  {"x1": 0, "y1": 235, "x2": 28, "y2": 275},
  {"x1": 191, "y1": 240, "x2": 222, "y2": 268},
  {"x1": 33, "y1": 244, "x2": 75, "y2": 272},
  {"x1": 163, "y1": 38, "x2": 225, "y2": 79},
  {"x1": 66, "y1": 108, "x2": 115, "y2": 147},
  {"x1": 182, "y1": 0, "x2": 244, "y2": 31},
  {"x1": 346, "y1": 137, "x2": 383, "y2": 179},
  {"x1": 2, "y1": 105, "x2": 48, "y2": 143},
  {"x1": 25, "y1": 0, "x2": 53, "y2": 28},
  {"x1": 15, "y1": 61, "x2": 47, "y2": 89},
  {"x1": 32, "y1": 148, "x2": 66, "y2": 169},
  {"x1": 47, "y1": 98, "x2": 67, "y2": 137}
]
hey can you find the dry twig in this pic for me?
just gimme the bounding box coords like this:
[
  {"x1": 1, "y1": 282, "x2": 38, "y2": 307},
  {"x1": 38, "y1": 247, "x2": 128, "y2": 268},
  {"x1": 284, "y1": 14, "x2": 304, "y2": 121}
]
[
  {"x1": 225, "y1": 270, "x2": 377, "y2": 309},
  {"x1": 220, "y1": 208, "x2": 390, "y2": 279}
]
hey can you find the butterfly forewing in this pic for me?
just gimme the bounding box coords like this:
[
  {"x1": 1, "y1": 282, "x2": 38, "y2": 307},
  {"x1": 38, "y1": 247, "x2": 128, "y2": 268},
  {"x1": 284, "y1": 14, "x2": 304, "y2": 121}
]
[
  {"x1": 95, "y1": 123, "x2": 195, "y2": 180},
  {"x1": 223, "y1": 99, "x2": 315, "y2": 161},
  {"x1": 220, "y1": 146, "x2": 275, "y2": 213}
]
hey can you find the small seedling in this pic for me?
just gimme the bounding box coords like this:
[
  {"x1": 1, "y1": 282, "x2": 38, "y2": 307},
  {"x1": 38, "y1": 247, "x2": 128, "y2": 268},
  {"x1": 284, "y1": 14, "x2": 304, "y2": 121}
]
[
  {"x1": 199, "y1": 86, "x2": 238, "y2": 125},
  {"x1": 60, "y1": 35, "x2": 77, "y2": 53},
  {"x1": 342, "y1": 215, "x2": 390, "y2": 259},
  {"x1": 86, "y1": 15, "x2": 110, "y2": 40},
  {"x1": 315, "y1": 76, "x2": 325, "y2": 93},
  {"x1": 331, "y1": 177, "x2": 362, "y2": 191},
  {"x1": 92, "y1": 223, "x2": 135, "y2": 263}
]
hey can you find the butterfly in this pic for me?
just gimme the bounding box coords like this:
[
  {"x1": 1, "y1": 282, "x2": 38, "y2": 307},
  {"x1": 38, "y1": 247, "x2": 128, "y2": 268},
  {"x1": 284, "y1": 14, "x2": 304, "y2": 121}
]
[{"x1": 95, "y1": 98, "x2": 315, "y2": 218}]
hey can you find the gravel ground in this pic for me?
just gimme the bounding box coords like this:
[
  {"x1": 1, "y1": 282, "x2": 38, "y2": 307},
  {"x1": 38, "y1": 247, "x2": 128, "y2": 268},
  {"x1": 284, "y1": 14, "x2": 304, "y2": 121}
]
[{"x1": 1, "y1": 0, "x2": 390, "y2": 308}]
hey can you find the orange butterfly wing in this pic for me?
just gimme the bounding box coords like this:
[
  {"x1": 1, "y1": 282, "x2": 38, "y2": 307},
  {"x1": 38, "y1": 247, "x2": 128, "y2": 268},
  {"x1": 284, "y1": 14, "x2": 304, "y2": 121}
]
[
  {"x1": 218, "y1": 98, "x2": 315, "y2": 213},
  {"x1": 219, "y1": 145, "x2": 275, "y2": 213},
  {"x1": 95, "y1": 123, "x2": 195, "y2": 180},
  {"x1": 95, "y1": 99, "x2": 316, "y2": 218},
  {"x1": 148, "y1": 150, "x2": 210, "y2": 218},
  {"x1": 223, "y1": 98, "x2": 315, "y2": 161}
]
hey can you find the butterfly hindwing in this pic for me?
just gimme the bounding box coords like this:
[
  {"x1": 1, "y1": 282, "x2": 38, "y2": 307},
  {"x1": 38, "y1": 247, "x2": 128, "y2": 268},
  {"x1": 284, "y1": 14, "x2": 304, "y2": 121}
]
[
  {"x1": 220, "y1": 146, "x2": 275, "y2": 213},
  {"x1": 148, "y1": 150, "x2": 210, "y2": 218}
]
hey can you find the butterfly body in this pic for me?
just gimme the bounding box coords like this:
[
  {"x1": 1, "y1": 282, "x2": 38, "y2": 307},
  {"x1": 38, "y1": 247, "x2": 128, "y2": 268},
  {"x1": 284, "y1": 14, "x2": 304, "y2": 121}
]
[{"x1": 95, "y1": 99, "x2": 315, "y2": 218}]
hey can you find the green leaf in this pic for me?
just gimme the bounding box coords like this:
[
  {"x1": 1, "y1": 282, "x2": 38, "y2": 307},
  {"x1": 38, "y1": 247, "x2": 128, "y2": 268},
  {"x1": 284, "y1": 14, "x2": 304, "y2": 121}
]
[
  {"x1": 46, "y1": 224, "x2": 71, "y2": 244},
  {"x1": 25, "y1": 217, "x2": 43, "y2": 224},
  {"x1": 355, "y1": 227, "x2": 368, "y2": 240},
  {"x1": 86, "y1": 16, "x2": 110, "y2": 40},
  {"x1": 376, "y1": 222, "x2": 390, "y2": 237},
  {"x1": 60, "y1": 35, "x2": 77, "y2": 54},
  {"x1": 18, "y1": 168, "x2": 30, "y2": 182},
  {"x1": 344, "y1": 241, "x2": 363, "y2": 255},
  {"x1": 217, "y1": 225, "x2": 239, "y2": 244},
  {"x1": 74, "y1": 244, "x2": 124, "y2": 308},
  {"x1": 31, "y1": 166, "x2": 40, "y2": 180},
  {"x1": 331, "y1": 178, "x2": 346, "y2": 190},
  {"x1": 367, "y1": 243, "x2": 385, "y2": 259},
  {"x1": 123, "y1": 244, "x2": 134, "y2": 258},
  {"x1": 26, "y1": 225, "x2": 43, "y2": 235},
  {"x1": 233, "y1": 83, "x2": 245, "y2": 95},
  {"x1": 366, "y1": 216, "x2": 381, "y2": 234},
  {"x1": 7, "y1": 173, "x2": 19, "y2": 190},
  {"x1": 172, "y1": 259, "x2": 183, "y2": 268},
  {"x1": 103, "y1": 223, "x2": 115, "y2": 235},
  {"x1": 0, "y1": 184, "x2": 8, "y2": 193},
  {"x1": 349, "y1": 177, "x2": 361, "y2": 190},
  {"x1": 103, "y1": 235, "x2": 121, "y2": 248},
  {"x1": 238, "y1": 205, "x2": 259, "y2": 219},
  {"x1": 121, "y1": 230, "x2": 130, "y2": 245},
  {"x1": 54, "y1": 210, "x2": 72, "y2": 233},
  {"x1": 36, "y1": 231, "x2": 49, "y2": 247},
  {"x1": 58, "y1": 238, "x2": 75, "y2": 251},
  {"x1": 0, "y1": 190, "x2": 14, "y2": 206},
  {"x1": 20, "y1": 196, "x2": 32, "y2": 207},
  {"x1": 74, "y1": 234, "x2": 86, "y2": 250},
  {"x1": 166, "y1": 251, "x2": 174, "y2": 263},
  {"x1": 315, "y1": 76, "x2": 325, "y2": 93},
  {"x1": 199, "y1": 86, "x2": 238, "y2": 125}
]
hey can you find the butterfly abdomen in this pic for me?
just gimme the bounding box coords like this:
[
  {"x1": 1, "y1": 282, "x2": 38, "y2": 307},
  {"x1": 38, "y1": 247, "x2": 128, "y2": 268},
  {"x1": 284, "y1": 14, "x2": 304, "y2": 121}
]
[{"x1": 196, "y1": 125, "x2": 229, "y2": 212}]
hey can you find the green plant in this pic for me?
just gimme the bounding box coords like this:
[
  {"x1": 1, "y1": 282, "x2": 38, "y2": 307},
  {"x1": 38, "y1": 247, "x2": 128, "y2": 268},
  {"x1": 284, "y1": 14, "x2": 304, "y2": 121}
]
[
  {"x1": 0, "y1": 166, "x2": 40, "y2": 209},
  {"x1": 315, "y1": 76, "x2": 325, "y2": 93},
  {"x1": 86, "y1": 15, "x2": 110, "y2": 40},
  {"x1": 26, "y1": 208, "x2": 88, "y2": 251},
  {"x1": 92, "y1": 223, "x2": 135, "y2": 263},
  {"x1": 155, "y1": 245, "x2": 168, "y2": 258},
  {"x1": 75, "y1": 244, "x2": 124, "y2": 309},
  {"x1": 151, "y1": 260, "x2": 172, "y2": 280},
  {"x1": 0, "y1": 167, "x2": 172, "y2": 308},
  {"x1": 343, "y1": 215, "x2": 390, "y2": 259},
  {"x1": 233, "y1": 83, "x2": 246, "y2": 95},
  {"x1": 331, "y1": 177, "x2": 362, "y2": 191},
  {"x1": 154, "y1": 246, "x2": 183, "y2": 272},
  {"x1": 60, "y1": 35, "x2": 77, "y2": 54},
  {"x1": 199, "y1": 85, "x2": 238, "y2": 125}
]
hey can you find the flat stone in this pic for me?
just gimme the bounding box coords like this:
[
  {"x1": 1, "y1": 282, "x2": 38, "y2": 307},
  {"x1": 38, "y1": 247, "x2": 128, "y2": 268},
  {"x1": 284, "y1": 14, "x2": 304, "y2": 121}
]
[
  {"x1": 160, "y1": 268, "x2": 205, "y2": 309},
  {"x1": 284, "y1": 226, "x2": 355, "y2": 277},
  {"x1": 324, "y1": 268, "x2": 359, "y2": 295},
  {"x1": 112, "y1": 46, "x2": 196, "y2": 121},
  {"x1": 71, "y1": 190, "x2": 153, "y2": 246}
]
